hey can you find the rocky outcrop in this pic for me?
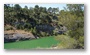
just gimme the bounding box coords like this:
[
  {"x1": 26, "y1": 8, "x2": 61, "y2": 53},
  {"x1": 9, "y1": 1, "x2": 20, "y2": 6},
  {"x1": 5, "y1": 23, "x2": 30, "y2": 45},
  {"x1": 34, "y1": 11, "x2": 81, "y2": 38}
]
[
  {"x1": 4, "y1": 34, "x2": 17, "y2": 43},
  {"x1": 4, "y1": 33, "x2": 36, "y2": 43}
]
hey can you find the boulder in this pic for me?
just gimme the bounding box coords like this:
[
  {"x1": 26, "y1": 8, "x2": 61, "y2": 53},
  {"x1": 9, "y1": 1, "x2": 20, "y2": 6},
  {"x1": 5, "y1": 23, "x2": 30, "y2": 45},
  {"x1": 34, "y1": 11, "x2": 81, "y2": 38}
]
[{"x1": 4, "y1": 34, "x2": 17, "y2": 43}]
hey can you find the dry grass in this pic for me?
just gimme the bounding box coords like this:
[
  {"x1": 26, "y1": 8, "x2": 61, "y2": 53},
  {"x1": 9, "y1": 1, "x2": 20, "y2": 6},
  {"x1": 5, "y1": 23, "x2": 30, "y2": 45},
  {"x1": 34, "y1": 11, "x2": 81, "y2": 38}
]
[
  {"x1": 4, "y1": 30, "x2": 33, "y2": 35},
  {"x1": 4, "y1": 30, "x2": 35, "y2": 38},
  {"x1": 4, "y1": 24, "x2": 32, "y2": 34}
]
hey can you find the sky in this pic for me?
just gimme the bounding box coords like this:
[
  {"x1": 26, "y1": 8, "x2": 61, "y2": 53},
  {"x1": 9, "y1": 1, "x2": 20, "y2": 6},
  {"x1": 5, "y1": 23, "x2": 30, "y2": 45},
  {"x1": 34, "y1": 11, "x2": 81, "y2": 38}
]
[{"x1": 12, "y1": 4, "x2": 66, "y2": 10}]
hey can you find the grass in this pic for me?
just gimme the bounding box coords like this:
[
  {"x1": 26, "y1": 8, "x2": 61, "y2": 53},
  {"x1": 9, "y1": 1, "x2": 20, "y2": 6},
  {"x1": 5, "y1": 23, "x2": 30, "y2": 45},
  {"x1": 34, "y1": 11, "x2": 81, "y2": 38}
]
[{"x1": 4, "y1": 36, "x2": 59, "y2": 49}]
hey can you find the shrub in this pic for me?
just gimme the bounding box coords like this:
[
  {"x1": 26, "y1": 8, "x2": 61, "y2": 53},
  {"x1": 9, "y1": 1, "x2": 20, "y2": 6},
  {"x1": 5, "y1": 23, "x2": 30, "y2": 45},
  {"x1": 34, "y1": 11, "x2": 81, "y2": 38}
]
[
  {"x1": 31, "y1": 27, "x2": 37, "y2": 35},
  {"x1": 77, "y1": 36, "x2": 84, "y2": 48},
  {"x1": 4, "y1": 26, "x2": 13, "y2": 30},
  {"x1": 53, "y1": 28, "x2": 58, "y2": 36},
  {"x1": 55, "y1": 35, "x2": 77, "y2": 49},
  {"x1": 40, "y1": 31, "x2": 47, "y2": 37}
]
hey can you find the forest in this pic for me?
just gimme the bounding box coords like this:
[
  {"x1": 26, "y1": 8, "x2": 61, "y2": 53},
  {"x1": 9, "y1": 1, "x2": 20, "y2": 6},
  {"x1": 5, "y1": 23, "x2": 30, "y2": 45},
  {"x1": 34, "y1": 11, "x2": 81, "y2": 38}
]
[{"x1": 4, "y1": 4, "x2": 84, "y2": 49}]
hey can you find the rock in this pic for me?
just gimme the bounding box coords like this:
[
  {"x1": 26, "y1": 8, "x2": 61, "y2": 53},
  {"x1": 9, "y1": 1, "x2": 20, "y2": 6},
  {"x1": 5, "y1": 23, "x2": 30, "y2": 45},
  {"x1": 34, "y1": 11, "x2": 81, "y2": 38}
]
[
  {"x1": 4, "y1": 34, "x2": 17, "y2": 43},
  {"x1": 4, "y1": 34, "x2": 9, "y2": 43},
  {"x1": 37, "y1": 37, "x2": 39, "y2": 39},
  {"x1": 4, "y1": 33, "x2": 36, "y2": 43},
  {"x1": 27, "y1": 34, "x2": 36, "y2": 39},
  {"x1": 13, "y1": 33, "x2": 36, "y2": 41}
]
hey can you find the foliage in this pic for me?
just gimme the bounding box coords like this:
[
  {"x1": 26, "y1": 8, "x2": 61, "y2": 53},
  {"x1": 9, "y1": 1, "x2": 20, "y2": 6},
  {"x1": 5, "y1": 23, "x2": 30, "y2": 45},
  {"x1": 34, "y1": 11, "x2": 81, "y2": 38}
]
[
  {"x1": 55, "y1": 35, "x2": 77, "y2": 49},
  {"x1": 58, "y1": 4, "x2": 84, "y2": 49},
  {"x1": 78, "y1": 36, "x2": 84, "y2": 47},
  {"x1": 4, "y1": 4, "x2": 84, "y2": 49},
  {"x1": 40, "y1": 31, "x2": 47, "y2": 37},
  {"x1": 4, "y1": 4, "x2": 60, "y2": 37},
  {"x1": 4, "y1": 25, "x2": 13, "y2": 30},
  {"x1": 31, "y1": 27, "x2": 37, "y2": 34}
]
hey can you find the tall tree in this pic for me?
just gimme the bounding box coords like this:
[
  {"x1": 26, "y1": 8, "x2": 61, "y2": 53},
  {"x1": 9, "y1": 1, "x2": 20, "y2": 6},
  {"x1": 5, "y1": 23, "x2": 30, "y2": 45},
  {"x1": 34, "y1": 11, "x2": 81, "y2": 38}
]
[
  {"x1": 66, "y1": 4, "x2": 84, "y2": 16},
  {"x1": 24, "y1": 5, "x2": 28, "y2": 9},
  {"x1": 48, "y1": 7, "x2": 52, "y2": 13},
  {"x1": 14, "y1": 4, "x2": 22, "y2": 22}
]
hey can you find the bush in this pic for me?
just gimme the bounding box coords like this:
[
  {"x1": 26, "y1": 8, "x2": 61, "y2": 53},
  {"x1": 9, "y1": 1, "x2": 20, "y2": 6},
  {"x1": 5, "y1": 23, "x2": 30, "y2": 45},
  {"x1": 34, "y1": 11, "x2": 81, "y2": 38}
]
[
  {"x1": 24, "y1": 23, "x2": 32, "y2": 29},
  {"x1": 79, "y1": 36, "x2": 84, "y2": 45},
  {"x1": 55, "y1": 35, "x2": 77, "y2": 49},
  {"x1": 68, "y1": 27, "x2": 84, "y2": 40},
  {"x1": 77, "y1": 36, "x2": 84, "y2": 48},
  {"x1": 5, "y1": 26, "x2": 13, "y2": 30},
  {"x1": 40, "y1": 31, "x2": 47, "y2": 37},
  {"x1": 31, "y1": 27, "x2": 37, "y2": 35},
  {"x1": 53, "y1": 28, "x2": 58, "y2": 36}
]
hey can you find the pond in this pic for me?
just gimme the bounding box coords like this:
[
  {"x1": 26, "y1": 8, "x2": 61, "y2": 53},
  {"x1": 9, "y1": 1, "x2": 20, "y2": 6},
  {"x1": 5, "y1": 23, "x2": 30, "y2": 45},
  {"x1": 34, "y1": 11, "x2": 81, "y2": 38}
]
[{"x1": 4, "y1": 36, "x2": 59, "y2": 49}]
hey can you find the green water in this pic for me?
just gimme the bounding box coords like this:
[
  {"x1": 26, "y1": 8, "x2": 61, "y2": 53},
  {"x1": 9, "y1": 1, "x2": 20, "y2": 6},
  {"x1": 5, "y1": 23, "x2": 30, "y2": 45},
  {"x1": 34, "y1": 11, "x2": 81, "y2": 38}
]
[{"x1": 4, "y1": 36, "x2": 59, "y2": 49}]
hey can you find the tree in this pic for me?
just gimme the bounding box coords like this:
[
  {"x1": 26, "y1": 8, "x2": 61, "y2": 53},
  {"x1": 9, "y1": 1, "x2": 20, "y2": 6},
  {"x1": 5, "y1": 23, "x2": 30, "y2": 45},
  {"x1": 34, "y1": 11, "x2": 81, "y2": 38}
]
[
  {"x1": 66, "y1": 4, "x2": 84, "y2": 16},
  {"x1": 4, "y1": 4, "x2": 15, "y2": 25},
  {"x1": 34, "y1": 5, "x2": 39, "y2": 13},
  {"x1": 60, "y1": 4, "x2": 84, "y2": 48},
  {"x1": 14, "y1": 4, "x2": 22, "y2": 22},
  {"x1": 48, "y1": 7, "x2": 52, "y2": 13},
  {"x1": 14, "y1": 4, "x2": 21, "y2": 12},
  {"x1": 52, "y1": 8, "x2": 59, "y2": 14},
  {"x1": 24, "y1": 5, "x2": 28, "y2": 9}
]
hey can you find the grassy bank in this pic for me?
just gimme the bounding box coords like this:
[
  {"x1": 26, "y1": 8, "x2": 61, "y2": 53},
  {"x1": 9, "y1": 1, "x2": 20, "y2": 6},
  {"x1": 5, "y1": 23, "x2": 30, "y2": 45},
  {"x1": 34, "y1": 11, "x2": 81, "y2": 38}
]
[{"x1": 4, "y1": 36, "x2": 59, "y2": 49}]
